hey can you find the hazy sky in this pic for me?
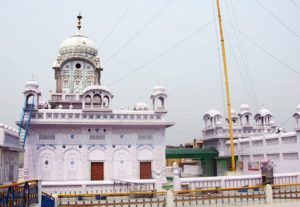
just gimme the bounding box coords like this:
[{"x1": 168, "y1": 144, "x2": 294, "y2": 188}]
[{"x1": 1, "y1": 0, "x2": 300, "y2": 145}]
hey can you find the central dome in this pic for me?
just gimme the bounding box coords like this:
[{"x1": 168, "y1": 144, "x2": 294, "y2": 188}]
[{"x1": 59, "y1": 32, "x2": 98, "y2": 57}]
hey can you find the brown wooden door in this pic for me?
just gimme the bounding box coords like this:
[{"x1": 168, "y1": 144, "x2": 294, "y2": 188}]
[
  {"x1": 91, "y1": 162, "x2": 104, "y2": 180},
  {"x1": 140, "y1": 162, "x2": 152, "y2": 179}
]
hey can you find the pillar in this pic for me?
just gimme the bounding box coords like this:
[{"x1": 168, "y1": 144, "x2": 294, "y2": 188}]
[
  {"x1": 166, "y1": 190, "x2": 174, "y2": 207},
  {"x1": 265, "y1": 184, "x2": 273, "y2": 204},
  {"x1": 155, "y1": 170, "x2": 162, "y2": 191},
  {"x1": 173, "y1": 169, "x2": 181, "y2": 190},
  {"x1": 38, "y1": 180, "x2": 42, "y2": 206}
]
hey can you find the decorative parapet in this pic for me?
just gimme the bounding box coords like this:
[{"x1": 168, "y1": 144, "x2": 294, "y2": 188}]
[{"x1": 0, "y1": 123, "x2": 22, "y2": 150}]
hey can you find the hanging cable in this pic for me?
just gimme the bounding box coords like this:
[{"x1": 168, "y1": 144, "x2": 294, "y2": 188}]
[
  {"x1": 104, "y1": 0, "x2": 175, "y2": 65},
  {"x1": 223, "y1": 0, "x2": 260, "y2": 112},
  {"x1": 99, "y1": 0, "x2": 135, "y2": 49},
  {"x1": 255, "y1": 0, "x2": 300, "y2": 40},
  {"x1": 289, "y1": 0, "x2": 300, "y2": 11},
  {"x1": 279, "y1": 115, "x2": 293, "y2": 128},
  {"x1": 224, "y1": 19, "x2": 300, "y2": 77},
  {"x1": 223, "y1": 0, "x2": 258, "y2": 111},
  {"x1": 108, "y1": 19, "x2": 215, "y2": 87},
  {"x1": 223, "y1": 27, "x2": 258, "y2": 111},
  {"x1": 229, "y1": 0, "x2": 260, "y2": 111},
  {"x1": 227, "y1": 0, "x2": 260, "y2": 111}
]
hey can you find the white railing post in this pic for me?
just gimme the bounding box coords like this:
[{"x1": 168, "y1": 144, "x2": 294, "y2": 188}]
[
  {"x1": 82, "y1": 184, "x2": 86, "y2": 194},
  {"x1": 155, "y1": 170, "x2": 162, "y2": 191},
  {"x1": 166, "y1": 190, "x2": 174, "y2": 207},
  {"x1": 265, "y1": 184, "x2": 273, "y2": 204},
  {"x1": 173, "y1": 169, "x2": 181, "y2": 190},
  {"x1": 220, "y1": 177, "x2": 225, "y2": 188},
  {"x1": 297, "y1": 174, "x2": 300, "y2": 183},
  {"x1": 38, "y1": 180, "x2": 42, "y2": 207},
  {"x1": 52, "y1": 194, "x2": 58, "y2": 207}
]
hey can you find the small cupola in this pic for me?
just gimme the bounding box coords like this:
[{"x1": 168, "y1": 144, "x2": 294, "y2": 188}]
[
  {"x1": 150, "y1": 85, "x2": 168, "y2": 112},
  {"x1": 226, "y1": 108, "x2": 239, "y2": 125},
  {"x1": 254, "y1": 107, "x2": 273, "y2": 126},
  {"x1": 293, "y1": 104, "x2": 300, "y2": 128},
  {"x1": 203, "y1": 108, "x2": 222, "y2": 128},
  {"x1": 238, "y1": 103, "x2": 252, "y2": 126},
  {"x1": 82, "y1": 85, "x2": 113, "y2": 111},
  {"x1": 23, "y1": 79, "x2": 41, "y2": 108}
]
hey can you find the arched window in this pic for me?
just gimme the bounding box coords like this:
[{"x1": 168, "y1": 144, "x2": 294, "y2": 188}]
[
  {"x1": 158, "y1": 97, "x2": 164, "y2": 108},
  {"x1": 85, "y1": 95, "x2": 91, "y2": 105},
  {"x1": 26, "y1": 94, "x2": 35, "y2": 107},
  {"x1": 63, "y1": 79, "x2": 69, "y2": 86},
  {"x1": 103, "y1": 95, "x2": 109, "y2": 107},
  {"x1": 266, "y1": 115, "x2": 272, "y2": 125},
  {"x1": 295, "y1": 114, "x2": 300, "y2": 126},
  {"x1": 74, "y1": 79, "x2": 82, "y2": 92},
  {"x1": 86, "y1": 80, "x2": 92, "y2": 86},
  {"x1": 245, "y1": 115, "x2": 249, "y2": 123},
  {"x1": 93, "y1": 94, "x2": 101, "y2": 105}
]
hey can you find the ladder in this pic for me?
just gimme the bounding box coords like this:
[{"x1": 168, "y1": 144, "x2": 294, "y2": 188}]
[{"x1": 18, "y1": 98, "x2": 35, "y2": 148}]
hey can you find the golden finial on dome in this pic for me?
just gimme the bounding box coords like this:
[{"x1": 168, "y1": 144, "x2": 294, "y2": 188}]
[{"x1": 77, "y1": 12, "x2": 82, "y2": 31}]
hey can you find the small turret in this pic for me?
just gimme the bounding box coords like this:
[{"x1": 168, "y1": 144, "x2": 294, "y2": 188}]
[
  {"x1": 238, "y1": 104, "x2": 252, "y2": 126},
  {"x1": 293, "y1": 104, "x2": 300, "y2": 129},
  {"x1": 254, "y1": 107, "x2": 273, "y2": 126},
  {"x1": 203, "y1": 108, "x2": 222, "y2": 128},
  {"x1": 226, "y1": 108, "x2": 239, "y2": 125},
  {"x1": 82, "y1": 85, "x2": 113, "y2": 111},
  {"x1": 150, "y1": 85, "x2": 168, "y2": 112},
  {"x1": 23, "y1": 80, "x2": 41, "y2": 108}
]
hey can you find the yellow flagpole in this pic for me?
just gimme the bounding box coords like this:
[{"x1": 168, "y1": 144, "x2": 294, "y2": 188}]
[{"x1": 216, "y1": 0, "x2": 236, "y2": 171}]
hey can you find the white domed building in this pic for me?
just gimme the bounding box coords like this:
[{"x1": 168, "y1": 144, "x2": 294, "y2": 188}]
[
  {"x1": 19, "y1": 17, "x2": 174, "y2": 189},
  {"x1": 202, "y1": 104, "x2": 300, "y2": 175}
]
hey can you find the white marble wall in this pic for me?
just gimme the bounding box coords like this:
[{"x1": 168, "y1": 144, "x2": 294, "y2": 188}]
[
  {"x1": 0, "y1": 149, "x2": 19, "y2": 184},
  {"x1": 225, "y1": 131, "x2": 300, "y2": 174},
  {"x1": 25, "y1": 126, "x2": 166, "y2": 181}
]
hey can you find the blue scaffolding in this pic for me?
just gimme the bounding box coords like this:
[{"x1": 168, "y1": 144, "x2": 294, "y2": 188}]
[{"x1": 18, "y1": 98, "x2": 35, "y2": 148}]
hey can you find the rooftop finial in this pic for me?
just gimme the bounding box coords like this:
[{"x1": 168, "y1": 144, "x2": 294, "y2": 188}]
[{"x1": 77, "y1": 12, "x2": 82, "y2": 31}]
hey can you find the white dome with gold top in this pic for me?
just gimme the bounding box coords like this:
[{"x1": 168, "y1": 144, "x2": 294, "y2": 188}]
[
  {"x1": 59, "y1": 31, "x2": 98, "y2": 57},
  {"x1": 53, "y1": 15, "x2": 101, "y2": 69}
]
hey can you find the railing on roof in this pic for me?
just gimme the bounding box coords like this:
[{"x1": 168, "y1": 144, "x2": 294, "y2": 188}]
[
  {"x1": 175, "y1": 172, "x2": 300, "y2": 191},
  {"x1": 42, "y1": 179, "x2": 156, "y2": 195}
]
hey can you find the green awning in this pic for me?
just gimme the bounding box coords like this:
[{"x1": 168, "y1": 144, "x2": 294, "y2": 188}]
[
  {"x1": 215, "y1": 155, "x2": 238, "y2": 160},
  {"x1": 166, "y1": 148, "x2": 218, "y2": 159}
]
